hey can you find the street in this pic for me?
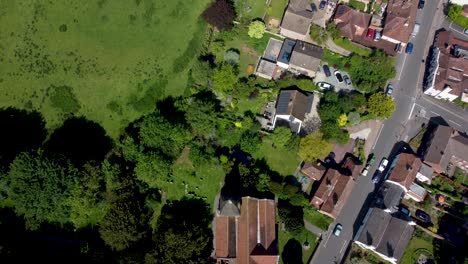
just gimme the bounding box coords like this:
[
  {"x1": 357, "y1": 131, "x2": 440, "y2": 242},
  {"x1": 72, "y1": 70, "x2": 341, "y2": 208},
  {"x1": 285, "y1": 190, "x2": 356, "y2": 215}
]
[{"x1": 310, "y1": 0, "x2": 455, "y2": 263}]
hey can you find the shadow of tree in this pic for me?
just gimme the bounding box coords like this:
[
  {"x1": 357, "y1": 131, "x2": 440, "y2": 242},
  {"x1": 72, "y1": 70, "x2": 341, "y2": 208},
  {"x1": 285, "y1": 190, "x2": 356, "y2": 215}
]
[
  {"x1": 45, "y1": 117, "x2": 113, "y2": 166},
  {"x1": 281, "y1": 238, "x2": 302, "y2": 264},
  {"x1": 0, "y1": 107, "x2": 46, "y2": 170}
]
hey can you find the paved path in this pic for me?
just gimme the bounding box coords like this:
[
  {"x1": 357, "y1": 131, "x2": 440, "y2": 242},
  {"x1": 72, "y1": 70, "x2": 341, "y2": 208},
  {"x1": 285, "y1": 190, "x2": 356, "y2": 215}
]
[
  {"x1": 304, "y1": 220, "x2": 325, "y2": 237},
  {"x1": 325, "y1": 38, "x2": 352, "y2": 56}
]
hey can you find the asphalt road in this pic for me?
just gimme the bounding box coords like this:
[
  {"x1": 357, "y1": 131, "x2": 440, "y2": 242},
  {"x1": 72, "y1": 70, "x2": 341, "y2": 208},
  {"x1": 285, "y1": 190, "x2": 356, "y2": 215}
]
[{"x1": 310, "y1": 1, "x2": 444, "y2": 263}]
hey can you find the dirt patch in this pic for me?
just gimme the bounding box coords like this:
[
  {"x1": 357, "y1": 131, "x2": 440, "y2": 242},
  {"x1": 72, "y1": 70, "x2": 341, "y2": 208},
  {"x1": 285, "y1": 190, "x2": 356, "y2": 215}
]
[
  {"x1": 241, "y1": 44, "x2": 258, "y2": 57},
  {"x1": 267, "y1": 18, "x2": 280, "y2": 29},
  {"x1": 175, "y1": 147, "x2": 193, "y2": 166}
]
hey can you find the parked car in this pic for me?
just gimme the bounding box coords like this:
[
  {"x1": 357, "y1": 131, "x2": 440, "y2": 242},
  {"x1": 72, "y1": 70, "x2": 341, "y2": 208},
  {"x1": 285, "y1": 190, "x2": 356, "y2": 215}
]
[
  {"x1": 386, "y1": 84, "x2": 394, "y2": 96},
  {"x1": 411, "y1": 24, "x2": 420, "y2": 37},
  {"x1": 372, "y1": 171, "x2": 383, "y2": 184},
  {"x1": 418, "y1": 0, "x2": 425, "y2": 9},
  {"x1": 378, "y1": 158, "x2": 389, "y2": 172},
  {"x1": 399, "y1": 205, "x2": 411, "y2": 217},
  {"x1": 316, "y1": 82, "x2": 334, "y2": 90},
  {"x1": 323, "y1": 64, "x2": 331, "y2": 77},
  {"x1": 333, "y1": 224, "x2": 343, "y2": 236},
  {"x1": 374, "y1": 31, "x2": 381, "y2": 41},
  {"x1": 361, "y1": 165, "x2": 370, "y2": 177},
  {"x1": 406, "y1": 42, "x2": 414, "y2": 54},
  {"x1": 343, "y1": 75, "x2": 351, "y2": 86},
  {"x1": 366, "y1": 28, "x2": 375, "y2": 39},
  {"x1": 311, "y1": 3, "x2": 318, "y2": 12},
  {"x1": 319, "y1": 0, "x2": 327, "y2": 10},
  {"x1": 465, "y1": 28, "x2": 468, "y2": 35},
  {"x1": 334, "y1": 70, "x2": 343, "y2": 83},
  {"x1": 415, "y1": 209, "x2": 431, "y2": 223}
]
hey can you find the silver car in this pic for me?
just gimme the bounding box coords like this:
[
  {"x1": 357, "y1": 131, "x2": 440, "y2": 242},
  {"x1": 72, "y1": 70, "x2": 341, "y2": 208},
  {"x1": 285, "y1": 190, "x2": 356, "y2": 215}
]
[{"x1": 386, "y1": 84, "x2": 394, "y2": 96}]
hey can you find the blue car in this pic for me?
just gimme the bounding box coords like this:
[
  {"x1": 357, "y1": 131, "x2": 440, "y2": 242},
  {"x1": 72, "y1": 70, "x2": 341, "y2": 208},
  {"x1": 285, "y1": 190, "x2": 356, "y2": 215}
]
[
  {"x1": 319, "y1": 0, "x2": 327, "y2": 10},
  {"x1": 372, "y1": 171, "x2": 383, "y2": 184},
  {"x1": 406, "y1": 42, "x2": 414, "y2": 54}
]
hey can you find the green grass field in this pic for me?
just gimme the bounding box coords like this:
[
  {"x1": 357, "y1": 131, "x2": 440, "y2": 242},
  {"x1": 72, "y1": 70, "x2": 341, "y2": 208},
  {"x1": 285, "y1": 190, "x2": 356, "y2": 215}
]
[
  {"x1": 303, "y1": 207, "x2": 333, "y2": 230},
  {"x1": 278, "y1": 227, "x2": 317, "y2": 264},
  {"x1": 0, "y1": 0, "x2": 210, "y2": 138},
  {"x1": 256, "y1": 138, "x2": 301, "y2": 176},
  {"x1": 401, "y1": 234, "x2": 434, "y2": 264}
]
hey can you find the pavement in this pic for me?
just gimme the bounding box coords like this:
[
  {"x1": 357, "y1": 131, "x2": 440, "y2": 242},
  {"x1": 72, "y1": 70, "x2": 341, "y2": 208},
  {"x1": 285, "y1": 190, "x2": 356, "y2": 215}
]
[
  {"x1": 315, "y1": 63, "x2": 355, "y2": 92},
  {"x1": 310, "y1": 1, "x2": 450, "y2": 263},
  {"x1": 304, "y1": 219, "x2": 325, "y2": 237}
]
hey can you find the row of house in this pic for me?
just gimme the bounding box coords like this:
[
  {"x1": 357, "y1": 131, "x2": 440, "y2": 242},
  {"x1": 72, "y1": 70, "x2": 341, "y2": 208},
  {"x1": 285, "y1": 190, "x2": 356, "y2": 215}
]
[{"x1": 424, "y1": 30, "x2": 468, "y2": 102}]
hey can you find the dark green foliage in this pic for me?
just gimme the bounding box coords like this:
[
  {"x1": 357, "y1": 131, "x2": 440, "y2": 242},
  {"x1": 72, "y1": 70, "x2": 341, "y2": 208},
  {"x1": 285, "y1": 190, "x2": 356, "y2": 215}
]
[
  {"x1": 213, "y1": 63, "x2": 238, "y2": 93},
  {"x1": 172, "y1": 20, "x2": 207, "y2": 73},
  {"x1": 190, "y1": 59, "x2": 213, "y2": 86},
  {"x1": 270, "y1": 126, "x2": 292, "y2": 148},
  {"x1": 223, "y1": 49, "x2": 240, "y2": 64},
  {"x1": 7, "y1": 150, "x2": 77, "y2": 229},
  {"x1": 348, "y1": 112, "x2": 361, "y2": 126},
  {"x1": 202, "y1": 0, "x2": 235, "y2": 31},
  {"x1": 48, "y1": 85, "x2": 81, "y2": 113},
  {"x1": 128, "y1": 77, "x2": 167, "y2": 113},
  {"x1": 351, "y1": 93, "x2": 367, "y2": 110},
  {"x1": 185, "y1": 97, "x2": 218, "y2": 138},
  {"x1": 134, "y1": 152, "x2": 171, "y2": 188},
  {"x1": 321, "y1": 121, "x2": 349, "y2": 144},
  {"x1": 239, "y1": 130, "x2": 261, "y2": 154},
  {"x1": 148, "y1": 198, "x2": 213, "y2": 263},
  {"x1": 309, "y1": 24, "x2": 327, "y2": 45},
  {"x1": 45, "y1": 117, "x2": 113, "y2": 166},
  {"x1": 0, "y1": 107, "x2": 47, "y2": 170},
  {"x1": 278, "y1": 200, "x2": 304, "y2": 236}
]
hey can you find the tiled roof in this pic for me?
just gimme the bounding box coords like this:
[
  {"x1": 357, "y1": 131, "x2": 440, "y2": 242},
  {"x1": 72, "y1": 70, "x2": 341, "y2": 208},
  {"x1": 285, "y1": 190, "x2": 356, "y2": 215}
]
[
  {"x1": 334, "y1": 5, "x2": 371, "y2": 39},
  {"x1": 215, "y1": 215, "x2": 237, "y2": 258},
  {"x1": 301, "y1": 161, "x2": 327, "y2": 181},
  {"x1": 374, "y1": 182, "x2": 405, "y2": 210},
  {"x1": 275, "y1": 89, "x2": 313, "y2": 121},
  {"x1": 423, "y1": 125, "x2": 453, "y2": 166},
  {"x1": 387, "y1": 153, "x2": 422, "y2": 190},
  {"x1": 280, "y1": 6, "x2": 312, "y2": 35},
  {"x1": 289, "y1": 40, "x2": 323, "y2": 71},
  {"x1": 382, "y1": 0, "x2": 418, "y2": 43},
  {"x1": 249, "y1": 255, "x2": 280, "y2": 264}
]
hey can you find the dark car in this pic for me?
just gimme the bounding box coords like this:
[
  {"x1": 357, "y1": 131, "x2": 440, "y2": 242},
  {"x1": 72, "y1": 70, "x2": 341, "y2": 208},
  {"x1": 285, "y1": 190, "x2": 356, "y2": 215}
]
[
  {"x1": 399, "y1": 205, "x2": 411, "y2": 217},
  {"x1": 415, "y1": 209, "x2": 431, "y2": 223},
  {"x1": 418, "y1": 0, "x2": 425, "y2": 9},
  {"x1": 334, "y1": 70, "x2": 343, "y2": 83},
  {"x1": 372, "y1": 171, "x2": 383, "y2": 184},
  {"x1": 319, "y1": 0, "x2": 327, "y2": 10},
  {"x1": 367, "y1": 153, "x2": 376, "y2": 166},
  {"x1": 323, "y1": 64, "x2": 331, "y2": 77},
  {"x1": 386, "y1": 84, "x2": 394, "y2": 96},
  {"x1": 311, "y1": 3, "x2": 318, "y2": 12},
  {"x1": 406, "y1": 42, "x2": 414, "y2": 54},
  {"x1": 343, "y1": 75, "x2": 351, "y2": 86}
]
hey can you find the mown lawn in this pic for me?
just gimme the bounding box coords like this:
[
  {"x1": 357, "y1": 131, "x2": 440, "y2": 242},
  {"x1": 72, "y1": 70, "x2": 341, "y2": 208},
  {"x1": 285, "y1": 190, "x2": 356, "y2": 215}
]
[
  {"x1": 256, "y1": 138, "x2": 301, "y2": 176},
  {"x1": 268, "y1": 0, "x2": 288, "y2": 20},
  {"x1": 401, "y1": 232, "x2": 434, "y2": 264},
  {"x1": 234, "y1": 0, "x2": 269, "y2": 20},
  {"x1": 333, "y1": 38, "x2": 372, "y2": 57},
  {"x1": 303, "y1": 206, "x2": 333, "y2": 230},
  {"x1": 278, "y1": 227, "x2": 317, "y2": 264},
  {"x1": 0, "y1": 0, "x2": 210, "y2": 138}
]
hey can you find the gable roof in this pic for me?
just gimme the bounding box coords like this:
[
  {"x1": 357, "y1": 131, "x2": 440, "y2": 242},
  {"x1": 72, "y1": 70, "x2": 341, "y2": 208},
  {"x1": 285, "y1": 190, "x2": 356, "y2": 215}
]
[
  {"x1": 280, "y1": 0, "x2": 313, "y2": 36},
  {"x1": 289, "y1": 40, "x2": 323, "y2": 71},
  {"x1": 374, "y1": 182, "x2": 405, "y2": 210},
  {"x1": 215, "y1": 215, "x2": 237, "y2": 258},
  {"x1": 301, "y1": 161, "x2": 327, "y2": 181},
  {"x1": 275, "y1": 89, "x2": 313, "y2": 121},
  {"x1": 277, "y1": 38, "x2": 296, "y2": 64},
  {"x1": 382, "y1": 0, "x2": 418, "y2": 43},
  {"x1": 422, "y1": 125, "x2": 453, "y2": 166},
  {"x1": 387, "y1": 153, "x2": 422, "y2": 190},
  {"x1": 334, "y1": 5, "x2": 371, "y2": 39}
]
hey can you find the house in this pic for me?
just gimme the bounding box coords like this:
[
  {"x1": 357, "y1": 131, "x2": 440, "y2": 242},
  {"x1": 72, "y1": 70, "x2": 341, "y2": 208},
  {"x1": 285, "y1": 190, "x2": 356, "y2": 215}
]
[
  {"x1": 416, "y1": 163, "x2": 434, "y2": 183},
  {"x1": 276, "y1": 38, "x2": 296, "y2": 69},
  {"x1": 424, "y1": 30, "x2": 468, "y2": 102},
  {"x1": 273, "y1": 89, "x2": 316, "y2": 133},
  {"x1": 420, "y1": 125, "x2": 468, "y2": 174},
  {"x1": 354, "y1": 208, "x2": 415, "y2": 264},
  {"x1": 463, "y1": 5, "x2": 468, "y2": 17},
  {"x1": 280, "y1": 0, "x2": 313, "y2": 40},
  {"x1": 255, "y1": 38, "x2": 283, "y2": 80},
  {"x1": 310, "y1": 155, "x2": 362, "y2": 218},
  {"x1": 288, "y1": 40, "x2": 323, "y2": 77},
  {"x1": 385, "y1": 153, "x2": 427, "y2": 202},
  {"x1": 381, "y1": 0, "x2": 418, "y2": 46},
  {"x1": 451, "y1": 0, "x2": 468, "y2": 6},
  {"x1": 214, "y1": 197, "x2": 278, "y2": 264},
  {"x1": 301, "y1": 161, "x2": 327, "y2": 181}
]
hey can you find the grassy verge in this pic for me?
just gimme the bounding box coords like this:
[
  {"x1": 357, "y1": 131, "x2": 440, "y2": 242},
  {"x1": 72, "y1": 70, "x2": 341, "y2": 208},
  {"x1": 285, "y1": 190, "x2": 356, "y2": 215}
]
[
  {"x1": 268, "y1": 0, "x2": 289, "y2": 20},
  {"x1": 303, "y1": 207, "x2": 333, "y2": 230},
  {"x1": 408, "y1": 127, "x2": 427, "y2": 150},
  {"x1": 278, "y1": 227, "x2": 317, "y2": 264},
  {"x1": 348, "y1": 0, "x2": 366, "y2": 11},
  {"x1": 333, "y1": 38, "x2": 372, "y2": 57}
]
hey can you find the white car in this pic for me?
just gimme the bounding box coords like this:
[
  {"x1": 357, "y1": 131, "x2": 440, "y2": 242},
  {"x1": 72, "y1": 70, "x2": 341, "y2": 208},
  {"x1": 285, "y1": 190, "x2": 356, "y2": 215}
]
[
  {"x1": 361, "y1": 165, "x2": 370, "y2": 177},
  {"x1": 316, "y1": 82, "x2": 334, "y2": 90},
  {"x1": 378, "y1": 158, "x2": 389, "y2": 172}
]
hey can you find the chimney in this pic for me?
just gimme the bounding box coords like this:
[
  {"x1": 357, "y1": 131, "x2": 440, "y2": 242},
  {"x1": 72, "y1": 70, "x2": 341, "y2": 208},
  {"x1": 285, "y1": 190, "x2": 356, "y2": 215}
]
[{"x1": 406, "y1": 164, "x2": 413, "y2": 171}]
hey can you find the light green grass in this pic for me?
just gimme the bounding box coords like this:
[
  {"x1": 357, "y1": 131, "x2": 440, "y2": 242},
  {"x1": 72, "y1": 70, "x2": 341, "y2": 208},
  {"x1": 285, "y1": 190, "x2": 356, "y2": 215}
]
[
  {"x1": 348, "y1": 0, "x2": 366, "y2": 11},
  {"x1": 278, "y1": 227, "x2": 317, "y2": 264},
  {"x1": 401, "y1": 234, "x2": 434, "y2": 264},
  {"x1": 303, "y1": 207, "x2": 333, "y2": 230},
  {"x1": 268, "y1": 0, "x2": 288, "y2": 20},
  {"x1": 256, "y1": 138, "x2": 301, "y2": 176},
  {"x1": 0, "y1": 0, "x2": 210, "y2": 138},
  {"x1": 333, "y1": 38, "x2": 372, "y2": 57},
  {"x1": 234, "y1": 0, "x2": 269, "y2": 20}
]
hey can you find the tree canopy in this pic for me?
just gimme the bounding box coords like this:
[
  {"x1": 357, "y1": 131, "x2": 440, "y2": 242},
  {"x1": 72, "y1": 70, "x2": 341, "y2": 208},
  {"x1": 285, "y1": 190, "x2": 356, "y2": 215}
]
[
  {"x1": 202, "y1": 0, "x2": 235, "y2": 31},
  {"x1": 213, "y1": 63, "x2": 239, "y2": 93},
  {"x1": 248, "y1": 21, "x2": 266, "y2": 39},
  {"x1": 368, "y1": 92, "x2": 395, "y2": 119},
  {"x1": 298, "y1": 132, "x2": 331, "y2": 162}
]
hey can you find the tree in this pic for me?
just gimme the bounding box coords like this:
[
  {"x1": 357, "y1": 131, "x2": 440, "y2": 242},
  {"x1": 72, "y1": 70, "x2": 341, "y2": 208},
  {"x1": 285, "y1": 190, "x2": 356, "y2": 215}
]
[
  {"x1": 248, "y1": 21, "x2": 266, "y2": 39},
  {"x1": 239, "y1": 130, "x2": 262, "y2": 154},
  {"x1": 347, "y1": 112, "x2": 361, "y2": 126},
  {"x1": 309, "y1": 24, "x2": 327, "y2": 45},
  {"x1": 134, "y1": 152, "x2": 171, "y2": 188},
  {"x1": 368, "y1": 92, "x2": 395, "y2": 119},
  {"x1": 326, "y1": 22, "x2": 341, "y2": 40},
  {"x1": 298, "y1": 132, "x2": 331, "y2": 162},
  {"x1": 213, "y1": 63, "x2": 238, "y2": 93},
  {"x1": 191, "y1": 59, "x2": 212, "y2": 86},
  {"x1": 318, "y1": 103, "x2": 341, "y2": 122},
  {"x1": 351, "y1": 93, "x2": 367, "y2": 110},
  {"x1": 270, "y1": 126, "x2": 292, "y2": 148},
  {"x1": 278, "y1": 201, "x2": 303, "y2": 236},
  {"x1": 148, "y1": 198, "x2": 213, "y2": 263},
  {"x1": 185, "y1": 97, "x2": 218, "y2": 138},
  {"x1": 7, "y1": 150, "x2": 77, "y2": 229},
  {"x1": 202, "y1": 0, "x2": 235, "y2": 31},
  {"x1": 337, "y1": 114, "x2": 348, "y2": 127},
  {"x1": 321, "y1": 121, "x2": 349, "y2": 144},
  {"x1": 301, "y1": 116, "x2": 321, "y2": 135},
  {"x1": 223, "y1": 49, "x2": 240, "y2": 64}
]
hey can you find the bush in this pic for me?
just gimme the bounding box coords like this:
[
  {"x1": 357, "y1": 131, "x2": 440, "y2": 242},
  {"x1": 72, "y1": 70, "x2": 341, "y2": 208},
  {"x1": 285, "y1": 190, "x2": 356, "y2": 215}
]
[
  {"x1": 248, "y1": 21, "x2": 266, "y2": 39},
  {"x1": 309, "y1": 24, "x2": 327, "y2": 45},
  {"x1": 223, "y1": 49, "x2": 240, "y2": 64},
  {"x1": 348, "y1": 112, "x2": 360, "y2": 126},
  {"x1": 49, "y1": 85, "x2": 81, "y2": 113},
  {"x1": 448, "y1": 4, "x2": 468, "y2": 28}
]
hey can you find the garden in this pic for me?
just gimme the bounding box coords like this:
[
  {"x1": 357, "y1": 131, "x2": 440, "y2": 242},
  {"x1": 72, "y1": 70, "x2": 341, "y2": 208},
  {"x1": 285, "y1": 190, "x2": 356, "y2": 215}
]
[{"x1": 400, "y1": 229, "x2": 435, "y2": 264}]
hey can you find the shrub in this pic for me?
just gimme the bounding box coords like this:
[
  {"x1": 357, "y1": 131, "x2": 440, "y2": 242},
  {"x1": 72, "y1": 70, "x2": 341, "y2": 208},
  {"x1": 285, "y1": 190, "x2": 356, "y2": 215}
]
[
  {"x1": 448, "y1": 4, "x2": 468, "y2": 28},
  {"x1": 223, "y1": 49, "x2": 240, "y2": 64},
  {"x1": 49, "y1": 85, "x2": 81, "y2": 113},
  {"x1": 348, "y1": 112, "x2": 360, "y2": 126},
  {"x1": 248, "y1": 21, "x2": 266, "y2": 39}
]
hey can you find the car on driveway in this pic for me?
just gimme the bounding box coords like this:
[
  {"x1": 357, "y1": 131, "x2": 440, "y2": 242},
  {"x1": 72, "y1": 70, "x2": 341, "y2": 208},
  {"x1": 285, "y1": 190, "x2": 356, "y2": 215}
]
[
  {"x1": 378, "y1": 158, "x2": 388, "y2": 172},
  {"x1": 418, "y1": 0, "x2": 425, "y2": 9},
  {"x1": 323, "y1": 64, "x2": 331, "y2": 77},
  {"x1": 319, "y1": 0, "x2": 327, "y2": 10},
  {"x1": 399, "y1": 205, "x2": 411, "y2": 217},
  {"x1": 415, "y1": 209, "x2": 431, "y2": 223},
  {"x1": 333, "y1": 224, "x2": 343, "y2": 236},
  {"x1": 334, "y1": 70, "x2": 343, "y2": 83},
  {"x1": 374, "y1": 31, "x2": 381, "y2": 41},
  {"x1": 311, "y1": 3, "x2": 318, "y2": 12},
  {"x1": 343, "y1": 75, "x2": 351, "y2": 86},
  {"x1": 386, "y1": 84, "x2": 394, "y2": 96},
  {"x1": 366, "y1": 28, "x2": 375, "y2": 39},
  {"x1": 372, "y1": 171, "x2": 383, "y2": 184},
  {"x1": 316, "y1": 82, "x2": 334, "y2": 90},
  {"x1": 406, "y1": 42, "x2": 414, "y2": 54}
]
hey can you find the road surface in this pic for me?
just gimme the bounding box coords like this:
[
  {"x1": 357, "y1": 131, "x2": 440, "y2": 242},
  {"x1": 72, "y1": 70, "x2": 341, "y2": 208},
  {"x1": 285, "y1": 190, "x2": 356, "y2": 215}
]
[{"x1": 310, "y1": 1, "x2": 445, "y2": 263}]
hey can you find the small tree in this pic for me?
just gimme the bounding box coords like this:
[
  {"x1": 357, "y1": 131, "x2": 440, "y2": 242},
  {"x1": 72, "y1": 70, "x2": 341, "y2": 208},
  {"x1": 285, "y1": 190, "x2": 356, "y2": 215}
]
[
  {"x1": 223, "y1": 49, "x2": 240, "y2": 64},
  {"x1": 368, "y1": 92, "x2": 395, "y2": 119},
  {"x1": 248, "y1": 21, "x2": 266, "y2": 39},
  {"x1": 337, "y1": 114, "x2": 348, "y2": 127},
  {"x1": 309, "y1": 24, "x2": 327, "y2": 45},
  {"x1": 347, "y1": 112, "x2": 360, "y2": 126},
  {"x1": 213, "y1": 63, "x2": 238, "y2": 93},
  {"x1": 270, "y1": 126, "x2": 292, "y2": 148},
  {"x1": 298, "y1": 131, "x2": 331, "y2": 162},
  {"x1": 202, "y1": 0, "x2": 235, "y2": 31}
]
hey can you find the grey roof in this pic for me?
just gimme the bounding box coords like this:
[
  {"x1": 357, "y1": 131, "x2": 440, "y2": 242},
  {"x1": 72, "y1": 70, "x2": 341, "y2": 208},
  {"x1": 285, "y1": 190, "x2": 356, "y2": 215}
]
[
  {"x1": 263, "y1": 38, "x2": 283, "y2": 62},
  {"x1": 276, "y1": 89, "x2": 313, "y2": 121},
  {"x1": 281, "y1": 9, "x2": 313, "y2": 35},
  {"x1": 409, "y1": 182, "x2": 427, "y2": 198},
  {"x1": 219, "y1": 199, "x2": 240, "y2": 216},
  {"x1": 422, "y1": 125, "x2": 453, "y2": 166},
  {"x1": 356, "y1": 208, "x2": 414, "y2": 261},
  {"x1": 450, "y1": 134, "x2": 468, "y2": 161},
  {"x1": 256, "y1": 59, "x2": 277, "y2": 78},
  {"x1": 289, "y1": 40, "x2": 323, "y2": 71},
  {"x1": 277, "y1": 39, "x2": 296, "y2": 64},
  {"x1": 418, "y1": 163, "x2": 434, "y2": 180},
  {"x1": 374, "y1": 182, "x2": 404, "y2": 210}
]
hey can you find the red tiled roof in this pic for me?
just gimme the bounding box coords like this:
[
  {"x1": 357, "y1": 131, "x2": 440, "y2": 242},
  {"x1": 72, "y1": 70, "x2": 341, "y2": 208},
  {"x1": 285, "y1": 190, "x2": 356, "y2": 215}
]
[
  {"x1": 387, "y1": 153, "x2": 422, "y2": 190},
  {"x1": 215, "y1": 216, "x2": 230, "y2": 258},
  {"x1": 249, "y1": 255, "x2": 280, "y2": 264},
  {"x1": 301, "y1": 161, "x2": 327, "y2": 181},
  {"x1": 382, "y1": 0, "x2": 418, "y2": 43},
  {"x1": 334, "y1": 5, "x2": 371, "y2": 39}
]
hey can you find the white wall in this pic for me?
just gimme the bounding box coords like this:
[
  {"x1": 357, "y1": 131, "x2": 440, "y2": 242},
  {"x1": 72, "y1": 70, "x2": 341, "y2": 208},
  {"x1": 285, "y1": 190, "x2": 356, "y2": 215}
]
[{"x1": 450, "y1": 0, "x2": 468, "y2": 6}]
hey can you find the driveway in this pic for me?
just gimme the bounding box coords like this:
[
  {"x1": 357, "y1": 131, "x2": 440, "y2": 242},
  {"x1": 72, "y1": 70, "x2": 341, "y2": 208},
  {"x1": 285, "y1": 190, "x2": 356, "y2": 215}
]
[{"x1": 314, "y1": 63, "x2": 355, "y2": 92}]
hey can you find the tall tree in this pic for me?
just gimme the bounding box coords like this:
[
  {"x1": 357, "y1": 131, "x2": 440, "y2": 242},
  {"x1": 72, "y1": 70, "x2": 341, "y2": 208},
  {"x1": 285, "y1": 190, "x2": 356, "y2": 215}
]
[
  {"x1": 185, "y1": 96, "x2": 218, "y2": 138},
  {"x1": 248, "y1": 21, "x2": 266, "y2": 39},
  {"x1": 202, "y1": 0, "x2": 235, "y2": 31},
  {"x1": 298, "y1": 132, "x2": 331, "y2": 162},
  {"x1": 7, "y1": 150, "x2": 77, "y2": 229},
  {"x1": 270, "y1": 126, "x2": 292, "y2": 148},
  {"x1": 134, "y1": 152, "x2": 171, "y2": 188},
  {"x1": 368, "y1": 92, "x2": 395, "y2": 119},
  {"x1": 213, "y1": 63, "x2": 238, "y2": 93}
]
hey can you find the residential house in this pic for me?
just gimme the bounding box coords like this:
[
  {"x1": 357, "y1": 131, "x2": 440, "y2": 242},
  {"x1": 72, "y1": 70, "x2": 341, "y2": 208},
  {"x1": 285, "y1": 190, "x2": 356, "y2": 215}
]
[
  {"x1": 381, "y1": 0, "x2": 418, "y2": 46},
  {"x1": 288, "y1": 40, "x2": 323, "y2": 77},
  {"x1": 416, "y1": 163, "x2": 434, "y2": 183},
  {"x1": 424, "y1": 30, "x2": 468, "y2": 102},
  {"x1": 463, "y1": 5, "x2": 468, "y2": 17},
  {"x1": 301, "y1": 161, "x2": 327, "y2": 181},
  {"x1": 273, "y1": 89, "x2": 316, "y2": 133},
  {"x1": 451, "y1": 0, "x2": 468, "y2": 6},
  {"x1": 276, "y1": 38, "x2": 296, "y2": 69},
  {"x1": 420, "y1": 125, "x2": 468, "y2": 174},
  {"x1": 310, "y1": 154, "x2": 362, "y2": 218},
  {"x1": 385, "y1": 153, "x2": 427, "y2": 202},
  {"x1": 214, "y1": 197, "x2": 279, "y2": 264},
  {"x1": 255, "y1": 38, "x2": 283, "y2": 80},
  {"x1": 280, "y1": 0, "x2": 313, "y2": 40}
]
